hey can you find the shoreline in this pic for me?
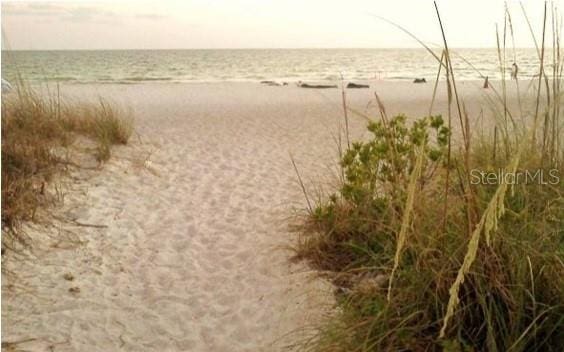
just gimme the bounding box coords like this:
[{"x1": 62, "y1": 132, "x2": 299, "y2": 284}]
[{"x1": 21, "y1": 78, "x2": 537, "y2": 85}]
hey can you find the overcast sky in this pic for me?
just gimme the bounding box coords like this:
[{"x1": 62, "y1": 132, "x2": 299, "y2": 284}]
[{"x1": 1, "y1": 0, "x2": 558, "y2": 50}]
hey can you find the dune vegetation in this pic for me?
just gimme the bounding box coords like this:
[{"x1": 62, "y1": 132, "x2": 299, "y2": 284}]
[
  {"x1": 1, "y1": 83, "x2": 133, "y2": 249},
  {"x1": 295, "y1": 3, "x2": 563, "y2": 351}
]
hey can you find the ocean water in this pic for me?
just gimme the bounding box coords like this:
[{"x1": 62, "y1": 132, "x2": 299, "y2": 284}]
[{"x1": 0, "y1": 48, "x2": 544, "y2": 84}]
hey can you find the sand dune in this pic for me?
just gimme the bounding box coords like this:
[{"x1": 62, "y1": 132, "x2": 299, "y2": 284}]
[{"x1": 2, "y1": 81, "x2": 524, "y2": 351}]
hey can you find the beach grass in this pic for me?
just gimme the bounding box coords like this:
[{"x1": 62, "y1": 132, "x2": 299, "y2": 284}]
[
  {"x1": 295, "y1": 3, "x2": 563, "y2": 351},
  {"x1": 1, "y1": 83, "x2": 133, "y2": 248},
  {"x1": 60, "y1": 98, "x2": 133, "y2": 161}
]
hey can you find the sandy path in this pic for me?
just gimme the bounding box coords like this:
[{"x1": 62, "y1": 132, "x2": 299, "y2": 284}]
[{"x1": 2, "y1": 81, "x2": 519, "y2": 351}]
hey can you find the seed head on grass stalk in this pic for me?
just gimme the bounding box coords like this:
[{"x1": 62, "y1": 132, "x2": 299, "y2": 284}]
[
  {"x1": 386, "y1": 143, "x2": 425, "y2": 301},
  {"x1": 440, "y1": 149, "x2": 521, "y2": 337}
]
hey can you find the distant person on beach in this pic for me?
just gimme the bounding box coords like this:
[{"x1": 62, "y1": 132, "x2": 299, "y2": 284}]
[
  {"x1": 483, "y1": 76, "x2": 490, "y2": 88},
  {"x1": 511, "y1": 62, "x2": 519, "y2": 80}
]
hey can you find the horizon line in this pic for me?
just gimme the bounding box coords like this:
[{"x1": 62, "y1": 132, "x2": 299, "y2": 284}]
[{"x1": 1, "y1": 46, "x2": 541, "y2": 51}]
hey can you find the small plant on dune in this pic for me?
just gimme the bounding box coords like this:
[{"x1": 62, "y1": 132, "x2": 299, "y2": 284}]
[
  {"x1": 66, "y1": 99, "x2": 133, "y2": 144},
  {"x1": 300, "y1": 114, "x2": 449, "y2": 273},
  {"x1": 59, "y1": 98, "x2": 134, "y2": 161},
  {"x1": 1, "y1": 84, "x2": 133, "y2": 249},
  {"x1": 87, "y1": 100, "x2": 134, "y2": 161},
  {"x1": 340, "y1": 114, "x2": 448, "y2": 203}
]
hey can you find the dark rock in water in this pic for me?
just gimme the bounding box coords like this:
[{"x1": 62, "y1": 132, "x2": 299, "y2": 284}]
[
  {"x1": 260, "y1": 80, "x2": 283, "y2": 86},
  {"x1": 298, "y1": 81, "x2": 338, "y2": 89},
  {"x1": 346, "y1": 82, "x2": 370, "y2": 89},
  {"x1": 413, "y1": 78, "x2": 427, "y2": 83}
]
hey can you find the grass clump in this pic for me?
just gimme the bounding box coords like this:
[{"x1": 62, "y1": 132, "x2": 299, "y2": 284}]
[
  {"x1": 295, "y1": 3, "x2": 563, "y2": 351},
  {"x1": 62, "y1": 99, "x2": 133, "y2": 161},
  {"x1": 2, "y1": 90, "x2": 65, "y2": 242},
  {"x1": 1, "y1": 85, "x2": 133, "y2": 247}
]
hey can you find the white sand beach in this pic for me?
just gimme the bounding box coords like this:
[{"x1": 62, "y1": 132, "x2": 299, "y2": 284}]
[{"x1": 2, "y1": 80, "x2": 527, "y2": 351}]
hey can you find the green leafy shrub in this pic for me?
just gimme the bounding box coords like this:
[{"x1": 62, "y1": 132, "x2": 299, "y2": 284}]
[
  {"x1": 339, "y1": 114, "x2": 449, "y2": 205},
  {"x1": 301, "y1": 115, "x2": 449, "y2": 274}
]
